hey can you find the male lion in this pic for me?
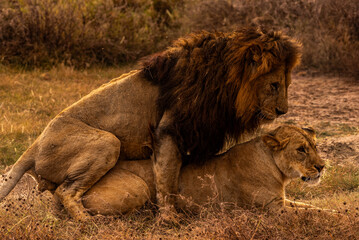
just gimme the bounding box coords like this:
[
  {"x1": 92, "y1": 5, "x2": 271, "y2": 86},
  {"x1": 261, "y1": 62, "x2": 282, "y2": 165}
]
[
  {"x1": 82, "y1": 125, "x2": 326, "y2": 215},
  {"x1": 0, "y1": 28, "x2": 301, "y2": 221}
]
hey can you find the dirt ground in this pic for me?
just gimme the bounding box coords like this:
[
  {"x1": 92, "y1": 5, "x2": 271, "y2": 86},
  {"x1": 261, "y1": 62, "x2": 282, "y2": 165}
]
[{"x1": 285, "y1": 76, "x2": 359, "y2": 125}]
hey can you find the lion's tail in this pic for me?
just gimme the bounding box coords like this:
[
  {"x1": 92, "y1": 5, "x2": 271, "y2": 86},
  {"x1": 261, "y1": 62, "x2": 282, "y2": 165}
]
[{"x1": 0, "y1": 148, "x2": 35, "y2": 201}]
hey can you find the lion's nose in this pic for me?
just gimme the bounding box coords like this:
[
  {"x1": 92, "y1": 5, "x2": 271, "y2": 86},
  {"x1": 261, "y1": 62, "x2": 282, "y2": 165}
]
[
  {"x1": 314, "y1": 165, "x2": 324, "y2": 173},
  {"x1": 275, "y1": 108, "x2": 287, "y2": 116}
]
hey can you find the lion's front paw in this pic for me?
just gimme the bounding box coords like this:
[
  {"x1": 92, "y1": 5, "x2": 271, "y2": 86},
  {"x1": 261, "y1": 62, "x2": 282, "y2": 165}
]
[
  {"x1": 72, "y1": 209, "x2": 92, "y2": 222},
  {"x1": 156, "y1": 206, "x2": 183, "y2": 227}
]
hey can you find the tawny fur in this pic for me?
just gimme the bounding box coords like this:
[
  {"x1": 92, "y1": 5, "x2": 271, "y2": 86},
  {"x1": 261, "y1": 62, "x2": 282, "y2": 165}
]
[
  {"x1": 83, "y1": 125, "x2": 325, "y2": 215},
  {"x1": 0, "y1": 28, "x2": 301, "y2": 220}
]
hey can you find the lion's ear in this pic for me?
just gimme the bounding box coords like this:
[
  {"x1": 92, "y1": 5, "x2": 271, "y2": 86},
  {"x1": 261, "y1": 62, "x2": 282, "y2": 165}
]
[
  {"x1": 262, "y1": 135, "x2": 290, "y2": 151},
  {"x1": 244, "y1": 45, "x2": 273, "y2": 82}
]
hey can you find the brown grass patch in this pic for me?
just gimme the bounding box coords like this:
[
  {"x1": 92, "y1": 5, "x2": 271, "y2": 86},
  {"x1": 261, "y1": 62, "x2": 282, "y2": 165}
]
[{"x1": 1, "y1": 178, "x2": 358, "y2": 239}]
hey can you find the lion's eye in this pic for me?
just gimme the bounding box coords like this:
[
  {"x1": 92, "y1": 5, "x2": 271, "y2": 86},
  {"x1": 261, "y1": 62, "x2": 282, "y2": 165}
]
[
  {"x1": 297, "y1": 146, "x2": 306, "y2": 153},
  {"x1": 270, "y1": 82, "x2": 280, "y2": 92}
]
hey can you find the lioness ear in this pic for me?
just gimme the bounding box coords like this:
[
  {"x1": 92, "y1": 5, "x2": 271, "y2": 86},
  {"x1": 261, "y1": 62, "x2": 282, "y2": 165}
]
[
  {"x1": 262, "y1": 135, "x2": 281, "y2": 151},
  {"x1": 302, "y1": 127, "x2": 317, "y2": 144},
  {"x1": 302, "y1": 127, "x2": 316, "y2": 138},
  {"x1": 280, "y1": 138, "x2": 290, "y2": 149},
  {"x1": 263, "y1": 135, "x2": 290, "y2": 151}
]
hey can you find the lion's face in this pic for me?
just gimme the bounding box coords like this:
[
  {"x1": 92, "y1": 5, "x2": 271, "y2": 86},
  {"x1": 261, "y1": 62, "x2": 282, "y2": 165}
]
[
  {"x1": 263, "y1": 126, "x2": 325, "y2": 185},
  {"x1": 255, "y1": 65, "x2": 290, "y2": 122}
]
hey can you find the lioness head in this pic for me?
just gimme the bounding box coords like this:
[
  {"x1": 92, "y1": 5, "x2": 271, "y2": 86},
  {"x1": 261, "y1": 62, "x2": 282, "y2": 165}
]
[{"x1": 262, "y1": 125, "x2": 325, "y2": 185}]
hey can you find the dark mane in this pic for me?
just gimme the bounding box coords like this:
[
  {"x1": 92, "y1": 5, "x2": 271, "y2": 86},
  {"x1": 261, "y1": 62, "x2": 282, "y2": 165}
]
[{"x1": 141, "y1": 28, "x2": 301, "y2": 164}]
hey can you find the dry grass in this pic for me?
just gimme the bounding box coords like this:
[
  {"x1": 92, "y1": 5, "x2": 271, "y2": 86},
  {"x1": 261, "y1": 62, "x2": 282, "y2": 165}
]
[
  {"x1": 1, "y1": 179, "x2": 358, "y2": 239},
  {"x1": 1, "y1": 66, "x2": 359, "y2": 239}
]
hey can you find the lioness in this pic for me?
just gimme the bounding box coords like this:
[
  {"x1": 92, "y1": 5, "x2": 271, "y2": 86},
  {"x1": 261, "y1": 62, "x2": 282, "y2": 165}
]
[
  {"x1": 82, "y1": 125, "x2": 325, "y2": 215},
  {"x1": 0, "y1": 28, "x2": 301, "y2": 221}
]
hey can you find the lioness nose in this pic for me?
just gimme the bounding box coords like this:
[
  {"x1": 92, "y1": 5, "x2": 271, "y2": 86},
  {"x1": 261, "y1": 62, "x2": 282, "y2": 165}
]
[
  {"x1": 315, "y1": 165, "x2": 324, "y2": 172},
  {"x1": 275, "y1": 108, "x2": 287, "y2": 116}
]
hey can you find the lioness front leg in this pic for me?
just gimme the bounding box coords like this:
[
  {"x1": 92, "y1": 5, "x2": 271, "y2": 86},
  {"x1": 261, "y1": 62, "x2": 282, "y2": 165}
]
[
  {"x1": 284, "y1": 199, "x2": 336, "y2": 213},
  {"x1": 153, "y1": 118, "x2": 182, "y2": 223},
  {"x1": 285, "y1": 199, "x2": 318, "y2": 209}
]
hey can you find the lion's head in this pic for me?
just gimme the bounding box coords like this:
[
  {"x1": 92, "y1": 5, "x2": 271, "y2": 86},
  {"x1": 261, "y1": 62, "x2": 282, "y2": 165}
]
[
  {"x1": 262, "y1": 125, "x2": 325, "y2": 185},
  {"x1": 141, "y1": 28, "x2": 302, "y2": 164}
]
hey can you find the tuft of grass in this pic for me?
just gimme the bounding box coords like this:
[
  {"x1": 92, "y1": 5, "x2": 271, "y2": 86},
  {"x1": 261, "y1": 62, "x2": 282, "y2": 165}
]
[{"x1": 325, "y1": 165, "x2": 359, "y2": 192}]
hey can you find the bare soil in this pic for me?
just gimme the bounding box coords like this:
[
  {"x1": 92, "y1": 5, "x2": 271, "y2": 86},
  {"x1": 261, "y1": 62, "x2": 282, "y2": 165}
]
[{"x1": 285, "y1": 76, "x2": 359, "y2": 125}]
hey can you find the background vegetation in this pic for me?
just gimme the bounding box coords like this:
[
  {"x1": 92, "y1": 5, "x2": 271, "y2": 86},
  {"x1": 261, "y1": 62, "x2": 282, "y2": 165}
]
[{"x1": 0, "y1": 0, "x2": 358, "y2": 76}]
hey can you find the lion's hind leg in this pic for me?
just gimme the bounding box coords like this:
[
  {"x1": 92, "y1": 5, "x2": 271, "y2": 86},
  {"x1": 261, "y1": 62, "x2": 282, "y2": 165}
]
[
  {"x1": 53, "y1": 132, "x2": 121, "y2": 220},
  {"x1": 35, "y1": 118, "x2": 122, "y2": 221},
  {"x1": 82, "y1": 168, "x2": 151, "y2": 215}
]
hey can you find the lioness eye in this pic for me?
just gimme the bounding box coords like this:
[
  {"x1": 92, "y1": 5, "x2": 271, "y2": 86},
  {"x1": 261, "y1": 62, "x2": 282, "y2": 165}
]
[
  {"x1": 297, "y1": 146, "x2": 306, "y2": 153},
  {"x1": 271, "y1": 82, "x2": 280, "y2": 92}
]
